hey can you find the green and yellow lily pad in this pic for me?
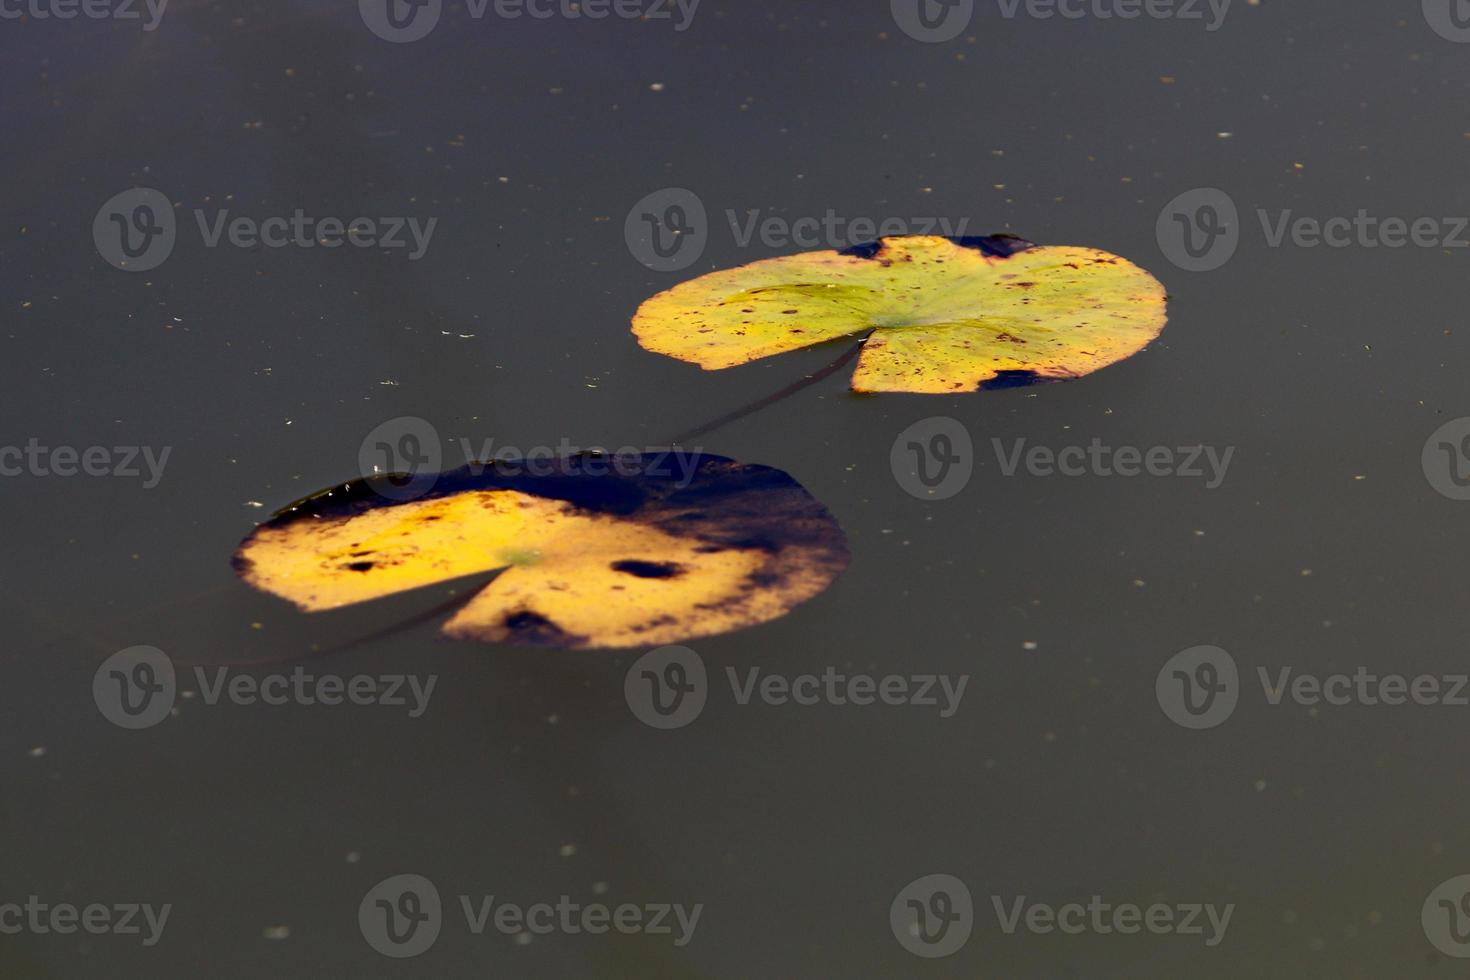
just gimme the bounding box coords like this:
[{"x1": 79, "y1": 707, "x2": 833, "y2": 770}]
[{"x1": 632, "y1": 235, "x2": 1168, "y2": 394}]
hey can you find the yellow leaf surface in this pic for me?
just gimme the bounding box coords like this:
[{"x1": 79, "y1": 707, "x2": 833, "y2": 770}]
[
  {"x1": 233, "y1": 454, "x2": 849, "y2": 649},
  {"x1": 631, "y1": 235, "x2": 1168, "y2": 393}
]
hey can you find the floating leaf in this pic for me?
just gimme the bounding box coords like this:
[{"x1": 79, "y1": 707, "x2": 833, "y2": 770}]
[
  {"x1": 632, "y1": 235, "x2": 1168, "y2": 394},
  {"x1": 233, "y1": 453, "x2": 849, "y2": 650}
]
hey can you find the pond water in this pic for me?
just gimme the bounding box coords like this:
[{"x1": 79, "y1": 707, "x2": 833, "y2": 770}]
[{"x1": 5, "y1": 1, "x2": 1470, "y2": 976}]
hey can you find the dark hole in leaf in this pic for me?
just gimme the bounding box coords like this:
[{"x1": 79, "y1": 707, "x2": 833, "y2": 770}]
[
  {"x1": 610, "y1": 560, "x2": 684, "y2": 579},
  {"x1": 345, "y1": 561, "x2": 375, "y2": 572},
  {"x1": 952, "y1": 233, "x2": 1037, "y2": 257},
  {"x1": 505, "y1": 610, "x2": 555, "y2": 630},
  {"x1": 839, "y1": 240, "x2": 885, "y2": 259}
]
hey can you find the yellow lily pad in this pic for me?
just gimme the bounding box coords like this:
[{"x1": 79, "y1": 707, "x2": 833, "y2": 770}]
[
  {"x1": 632, "y1": 235, "x2": 1168, "y2": 394},
  {"x1": 233, "y1": 453, "x2": 849, "y2": 650}
]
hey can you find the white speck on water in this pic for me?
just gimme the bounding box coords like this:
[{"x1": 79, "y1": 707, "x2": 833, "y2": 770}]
[
  {"x1": 263, "y1": 925, "x2": 290, "y2": 941},
  {"x1": 592, "y1": 881, "x2": 608, "y2": 895},
  {"x1": 559, "y1": 844, "x2": 576, "y2": 857},
  {"x1": 28, "y1": 746, "x2": 45, "y2": 757},
  {"x1": 346, "y1": 851, "x2": 361, "y2": 864}
]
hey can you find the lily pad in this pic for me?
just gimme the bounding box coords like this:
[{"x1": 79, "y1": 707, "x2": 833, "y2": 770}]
[
  {"x1": 233, "y1": 453, "x2": 849, "y2": 650},
  {"x1": 632, "y1": 235, "x2": 1168, "y2": 394}
]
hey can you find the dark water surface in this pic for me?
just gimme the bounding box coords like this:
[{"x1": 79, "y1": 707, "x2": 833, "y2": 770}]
[{"x1": 6, "y1": 1, "x2": 1470, "y2": 976}]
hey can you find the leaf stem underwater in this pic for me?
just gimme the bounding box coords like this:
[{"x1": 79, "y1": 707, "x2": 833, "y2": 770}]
[{"x1": 665, "y1": 329, "x2": 874, "y2": 446}]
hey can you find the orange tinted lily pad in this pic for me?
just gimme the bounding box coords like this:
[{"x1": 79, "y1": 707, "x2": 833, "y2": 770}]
[{"x1": 233, "y1": 453, "x2": 849, "y2": 649}]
